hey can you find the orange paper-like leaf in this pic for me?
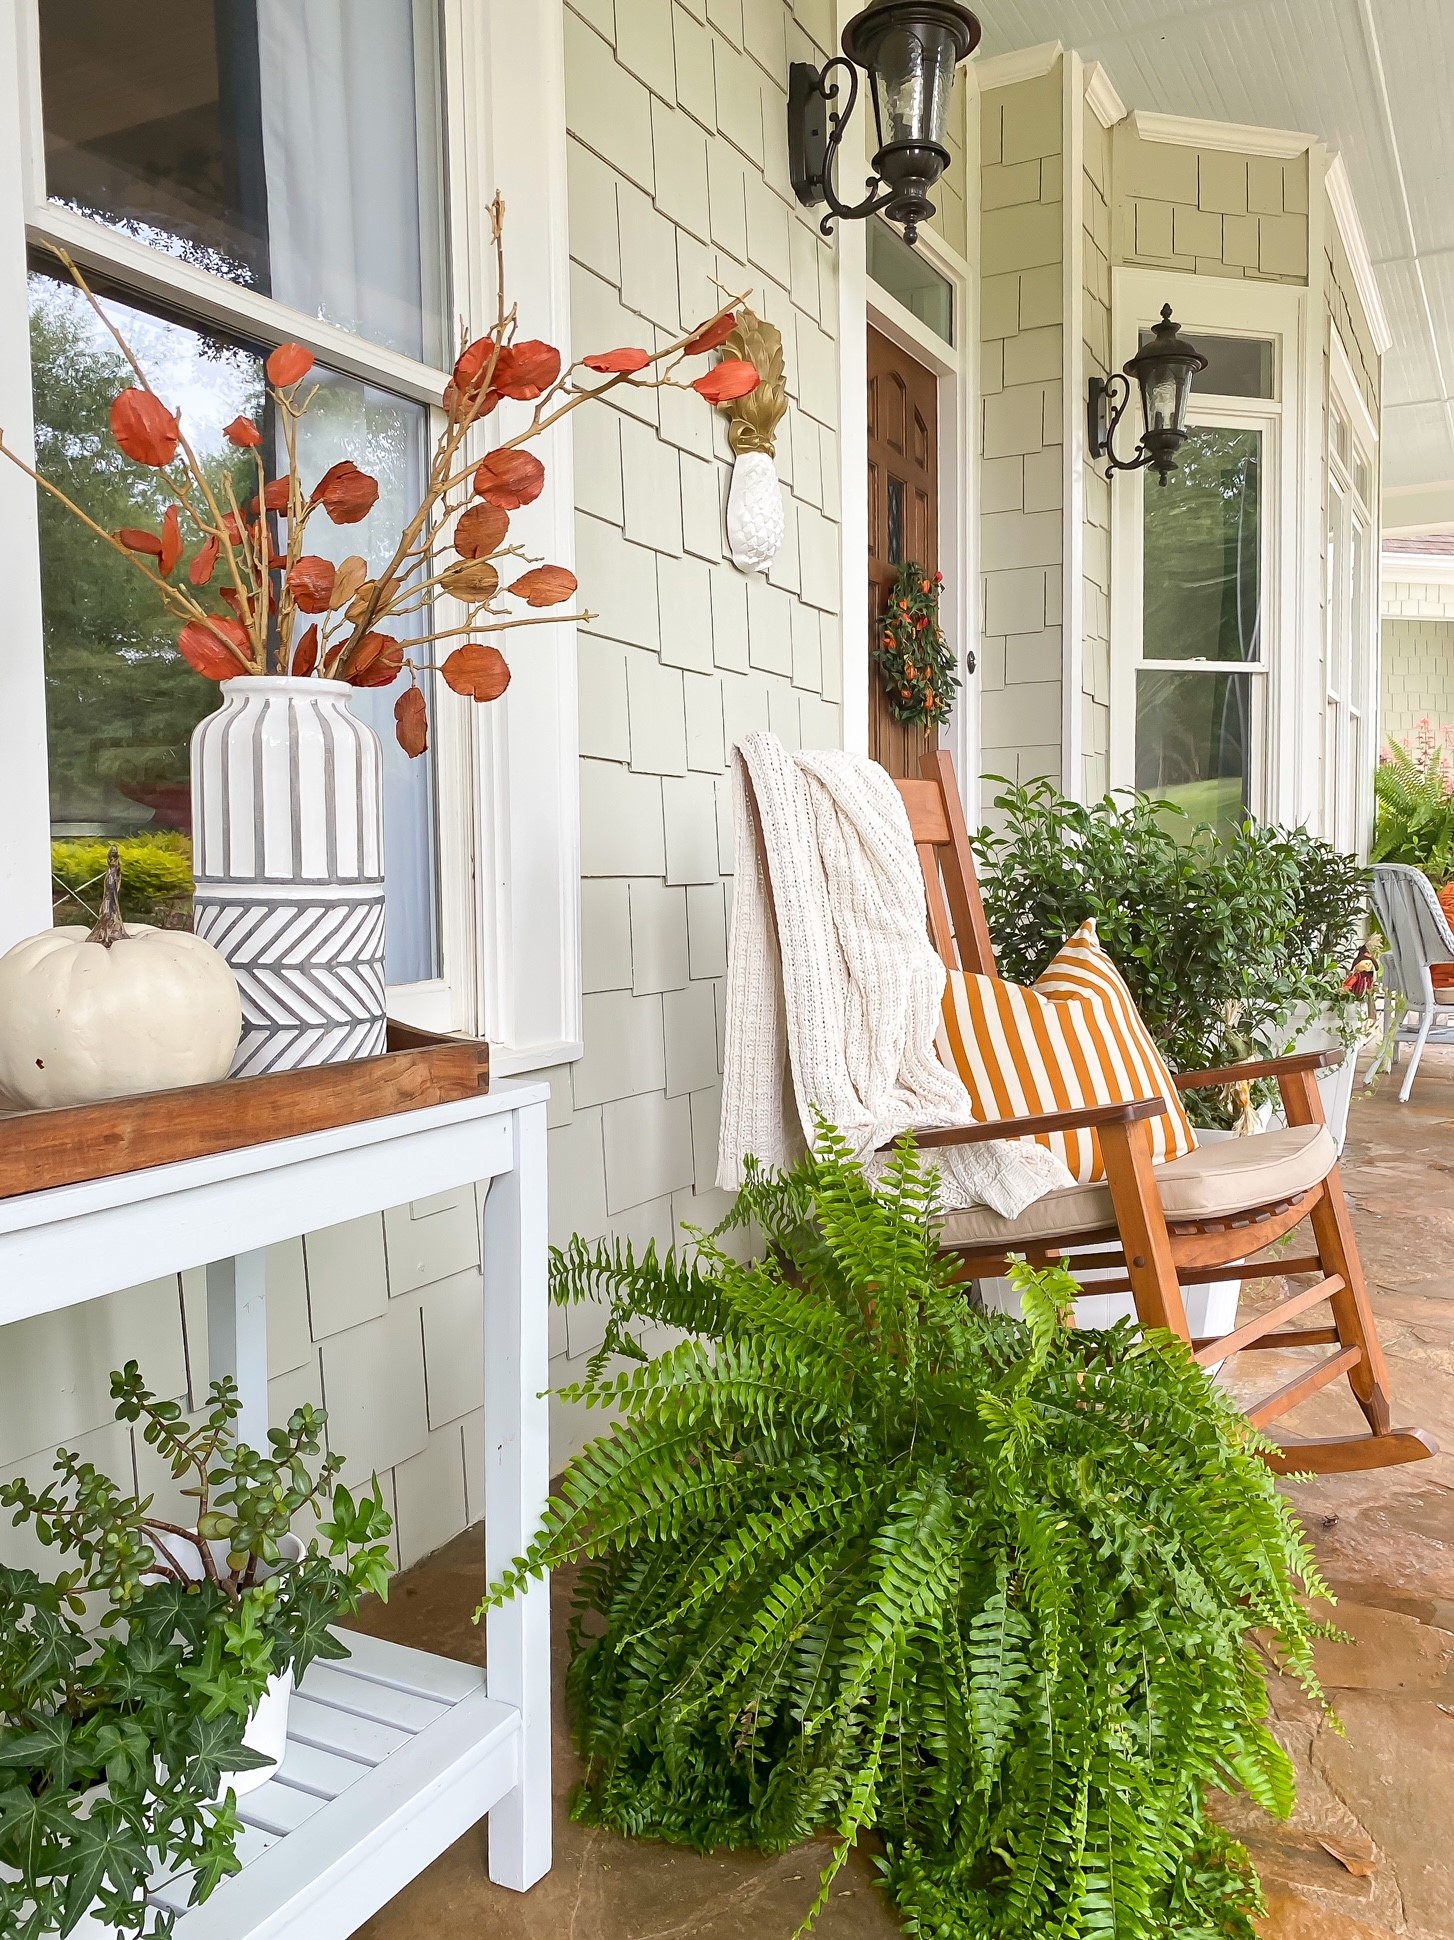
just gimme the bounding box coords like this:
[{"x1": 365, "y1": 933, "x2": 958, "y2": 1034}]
[
  {"x1": 225, "y1": 414, "x2": 263, "y2": 448},
  {"x1": 287, "y1": 555, "x2": 336, "y2": 613},
  {"x1": 493, "y1": 340, "x2": 561, "y2": 400},
  {"x1": 188, "y1": 534, "x2": 220, "y2": 586},
  {"x1": 111, "y1": 388, "x2": 180, "y2": 467},
  {"x1": 329, "y1": 555, "x2": 369, "y2": 610},
  {"x1": 395, "y1": 684, "x2": 429, "y2": 757},
  {"x1": 441, "y1": 645, "x2": 511, "y2": 701},
  {"x1": 583, "y1": 346, "x2": 651, "y2": 373},
  {"x1": 472, "y1": 448, "x2": 545, "y2": 509},
  {"x1": 267, "y1": 342, "x2": 315, "y2": 388},
  {"x1": 310, "y1": 460, "x2": 380, "y2": 525},
  {"x1": 117, "y1": 526, "x2": 163, "y2": 555},
  {"x1": 262, "y1": 478, "x2": 291, "y2": 513},
  {"x1": 684, "y1": 311, "x2": 738, "y2": 355},
  {"x1": 178, "y1": 617, "x2": 250, "y2": 679},
  {"x1": 691, "y1": 359, "x2": 760, "y2": 403},
  {"x1": 159, "y1": 505, "x2": 183, "y2": 577},
  {"x1": 292, "y1": 622, "x2": 320, "y2": 677},
  {"x1": 509, "y1": 564, "x2": 577, "y2": 608},
  {"x1": 348, "y1": 632, "x2": 404, "y2": 687},
  {"x1": 454, "y1": 503, "x2": 510, "y2": 558},
  {"x1": 453, "y1": 335, "x2": 500, "y2": 394},
  {"x1": 443, "y1": 558, "x2": 500, "y2": 602}
]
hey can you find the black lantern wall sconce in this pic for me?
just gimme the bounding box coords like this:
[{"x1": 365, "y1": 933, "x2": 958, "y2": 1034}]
[
  {"x1": 1088, "y1": 304, "x2": 1208, "y2": 486},
  {"x1": 788, "y1": 0, "x2": 981, "y2": 246}
]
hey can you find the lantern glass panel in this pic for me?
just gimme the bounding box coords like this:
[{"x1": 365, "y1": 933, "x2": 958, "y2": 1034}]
[
  {"x1": 866, "y1": 21, "x2": 959, "y2": 149},
  {"x1": 1140, "y1": 361, "x2": 1194, "y2": 435}
]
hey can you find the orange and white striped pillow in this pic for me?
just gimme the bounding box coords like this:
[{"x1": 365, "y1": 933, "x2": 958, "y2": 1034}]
[{"x1": 938, "y1": 919, "x2": 1197, "y2": 1183}]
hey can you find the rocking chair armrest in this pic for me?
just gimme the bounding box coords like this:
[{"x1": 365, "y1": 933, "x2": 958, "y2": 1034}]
[
  {"x1": 879, "y1": 1096, "x2": 1167, "y2": 1153},
  {"x1": 1173, "y1": 1049, "x2": 1344, "y2": 1092}
]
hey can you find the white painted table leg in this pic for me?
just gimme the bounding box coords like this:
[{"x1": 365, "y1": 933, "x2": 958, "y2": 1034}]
[
  {"x1": 481, "y1": 1100, "x2": 552, "y2": 1891},
  {"x1": 206, "y1": 1249, "x2": 270, "y2": 1451}
]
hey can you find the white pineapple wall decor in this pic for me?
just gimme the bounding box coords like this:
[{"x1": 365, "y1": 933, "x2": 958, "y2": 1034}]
[{"x1": 720, "y1": 309, "x2": 788, "y2": 575}]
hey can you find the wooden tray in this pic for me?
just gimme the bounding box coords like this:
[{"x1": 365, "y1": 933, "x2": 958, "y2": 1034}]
[{"x1": 0, "y1": 1022, "x2": 489, "y2": 1199}]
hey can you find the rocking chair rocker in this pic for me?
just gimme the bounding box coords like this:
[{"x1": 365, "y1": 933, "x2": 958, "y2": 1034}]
[{"x1": 740, "y1": 748, "x2": 1434, "y2": 1478}]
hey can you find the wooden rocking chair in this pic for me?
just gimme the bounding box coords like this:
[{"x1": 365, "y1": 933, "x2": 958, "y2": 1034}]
[{"x1": 739, "y1": 747, "x2": 1435, "y2": 1477}]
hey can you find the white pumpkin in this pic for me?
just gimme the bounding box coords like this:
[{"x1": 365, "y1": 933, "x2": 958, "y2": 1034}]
[{"x1": 0, "y1": 853, "x2": 241, "y2": 1110}]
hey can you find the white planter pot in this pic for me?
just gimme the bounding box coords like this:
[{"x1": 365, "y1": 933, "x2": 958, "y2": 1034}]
[
  {"x1": 191, "y1": 676, "x2": 386, "y2": 1076},
  {"x1": 146, "y1": 1529, "x2": 303, "y2": 1799},
  {"x1": 1279, "y1": 1005, "x2": 1362, "y2": 1153}
]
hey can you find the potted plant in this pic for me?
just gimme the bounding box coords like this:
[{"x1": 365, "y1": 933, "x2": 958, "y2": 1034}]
[
  {"x1": 0, "y1": 197, "x2": 759, "y2": 1076},
  {"x1": 0, "y1": 1364, "x2": 393, "y2": 1937},
  {"x1": 1372, "y1": 720, "x2": 1454, "y2": 997},
  {"x1": 481, "y1": 1129, "x2": 1333, "y2": 1939}
]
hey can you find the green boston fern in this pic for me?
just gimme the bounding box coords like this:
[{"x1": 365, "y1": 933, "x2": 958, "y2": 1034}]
[
  {"x1": 1372, "y1": 726, "x2": 1454, "y2": 883},
  {"x1": 481, "y1": 1129, "x2": 1332, "y2": 1939}
]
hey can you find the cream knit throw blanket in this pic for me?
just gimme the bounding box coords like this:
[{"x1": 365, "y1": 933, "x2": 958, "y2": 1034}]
[{"x1": 717, "y1": 733, "x2": 1074, "y2": 1216}]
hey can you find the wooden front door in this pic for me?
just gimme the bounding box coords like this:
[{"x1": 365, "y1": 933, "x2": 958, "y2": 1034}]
[{"x1": 867, "y1": 325, "x2": 939, "y2": 779}]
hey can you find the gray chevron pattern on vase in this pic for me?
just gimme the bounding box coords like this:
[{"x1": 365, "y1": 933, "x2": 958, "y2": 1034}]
[{"x1": 194, "y1": 895, "x2": 387, "y2": 1077}]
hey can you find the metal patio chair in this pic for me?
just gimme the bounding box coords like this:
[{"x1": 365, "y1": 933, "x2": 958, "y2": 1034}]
[{"x1": 1370, "y1": 862, "x2": 1454, "y2": 1102}]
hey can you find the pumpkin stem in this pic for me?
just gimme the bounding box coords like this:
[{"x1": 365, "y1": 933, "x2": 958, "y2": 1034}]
[{"x1": 87, "y1": 846, "x2": 129, "y2": 948}]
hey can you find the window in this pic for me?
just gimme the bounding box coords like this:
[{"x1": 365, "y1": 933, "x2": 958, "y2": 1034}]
[
  {"x1": 867, "y1": 217, "x2": 954, "y2": 345},
  {"x1": 25, "y1": 0, "x2": 444, "y2": 988},
  {"x1": 1109, "y1": 269, "x2": 1307, "y2": 837},
  {"x1": 1135, "y1": 362, "x2": 1275, "y2": 835},
  {"x1": 1, "y1": 0, "x2": 579, "y2": 1059},
  {"x1": 1324, "y1": 337, "x2": 1377, "y2": 855}
]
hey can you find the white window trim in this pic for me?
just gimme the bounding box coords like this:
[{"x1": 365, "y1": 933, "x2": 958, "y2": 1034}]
[
  {"x1": 0, "y1": 1, "x2": 580, "y2": 1069},
  {"x1": 1326, "y1": 324, "x2": 1379, "y2": 857},
  {"x1": 1108, "y1": 267, "x2": 1308, "y2": 825}
]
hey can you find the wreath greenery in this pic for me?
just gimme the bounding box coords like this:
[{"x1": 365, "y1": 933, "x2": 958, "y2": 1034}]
[{"x1": 874, "y1": 559, "x2": 959, "y2": 727}]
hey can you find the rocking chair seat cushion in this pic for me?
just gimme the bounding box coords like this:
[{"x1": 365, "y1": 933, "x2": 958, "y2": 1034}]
[{"x1": 937, "y1": 1121, "x2": 1338, "y2": 1249}]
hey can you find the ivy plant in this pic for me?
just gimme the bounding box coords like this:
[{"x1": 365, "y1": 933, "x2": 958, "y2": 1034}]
[
  {"x1": 0, "y1": 1367, "x2": 394, "y2": 1938},
  {"x1": 481, "y1": 1128, "x2": 1333, "y2": 1940},
  {"x1": 974, "y1": 779, "x2": 1369, "y2": 1123}
]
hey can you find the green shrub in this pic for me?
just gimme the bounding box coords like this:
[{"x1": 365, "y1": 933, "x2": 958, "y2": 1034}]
[
  {"x1": 974, "y1": 780, "x2": 1368, "y2": 1123},
  {"x1": 51, "y1": 834, "x2": 194, "y2": 927},
  {"x1": 482, "y1": 1130, "x2": 1332, "y2": 1940},
  {"x1": 1371, "y1": 722, "x2": 1454, "y2": 883}
]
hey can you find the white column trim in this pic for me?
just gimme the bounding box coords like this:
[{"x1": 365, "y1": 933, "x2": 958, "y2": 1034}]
[
  {"x1": 1083, "y1": 61, "x2": 1126, "y2": 131},
  {"x1": 0, "y1": 1, "x2": 52, "y2": 952},
  {"x1": 443, "y1": 0, "x2": 581, "y2": 1065},
  {"x1": 1061, "y1": 52, "x2": 1086, "y2": 800},
  {"x1": 1325, "y1": 152, "x2": 1394, "y2": 357},
  {"x1": 1130, "y1": 110, "x2": 1314, "y2": 159}
]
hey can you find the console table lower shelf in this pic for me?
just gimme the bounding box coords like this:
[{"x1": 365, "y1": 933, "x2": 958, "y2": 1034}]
[{"x1": 149, "y1": 1629, "x2": 517, "y2": 1938}]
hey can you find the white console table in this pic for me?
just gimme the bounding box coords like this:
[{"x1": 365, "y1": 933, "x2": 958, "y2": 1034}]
[{"x1": 0, "y1": 1079, "x2": 552, "y2": 1936}]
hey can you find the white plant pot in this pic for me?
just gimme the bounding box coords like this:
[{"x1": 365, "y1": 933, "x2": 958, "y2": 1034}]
[
  {"x1": 1278, "y1": 1004, "x2": 1363, "y2": 1153},
  {"x1": 191, "y1": 676, "x2": 386, "y2": 1077},
  {"x1": 146, "y1": 1528, "x2": 304, "y2": 1800}
]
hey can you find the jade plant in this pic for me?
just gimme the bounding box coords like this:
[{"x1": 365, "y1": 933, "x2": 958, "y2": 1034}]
[
  {"x1": 482, "y1": 1128, "x2": 1333, "y2": 1940},
  {"x1": 0, "y1": 1365, "x2": 393, "y2": 1937}
]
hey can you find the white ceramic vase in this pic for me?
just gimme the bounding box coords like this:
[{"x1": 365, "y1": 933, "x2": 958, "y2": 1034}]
[
  {"x1": 191, "y1": 677, "x2": 387, "y2": 1076},
  {"x1": 725, "y1": 448, "x2": 784, "y2": 574}
]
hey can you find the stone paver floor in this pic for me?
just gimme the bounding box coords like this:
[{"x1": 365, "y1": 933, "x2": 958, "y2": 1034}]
[{"x1": 348, "y1": 1052, "x2": 1454, "y2": 1940}]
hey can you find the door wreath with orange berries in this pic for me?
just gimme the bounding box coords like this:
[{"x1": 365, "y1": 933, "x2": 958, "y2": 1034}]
[{"x1": 873, "y1": 561, "x2": 961, "y2": 728}]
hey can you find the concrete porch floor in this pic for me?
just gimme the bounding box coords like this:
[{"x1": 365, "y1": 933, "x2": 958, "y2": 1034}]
[{"x1": 346, "y1": 1054, "x2": 1454, "y2": 1940}]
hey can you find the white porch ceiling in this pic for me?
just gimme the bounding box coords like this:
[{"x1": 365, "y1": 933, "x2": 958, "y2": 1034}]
[{"x1": 975, "y1": 0, "x2": 1454, "y2": 524}]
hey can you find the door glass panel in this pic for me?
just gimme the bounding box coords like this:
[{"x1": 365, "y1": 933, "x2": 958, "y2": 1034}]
[
  {"x1": 32, "y1": 270, "x2": 438, "y2": 981},
  {"x1": 867, "y1": 217, "x2": 953, "y2": 344},
  {"x1": 887, "y1": 475, "x2": 906, "y2": 563},
  {"x1": 1138, "y1": 329, "x2": 1274, "y2": 399},
  {"x1": 1142, "y1": 427, "x2": 1262, "y2": 664},
  {"x1": 38, "y1": 0, "x2": 443, "y2": 363},
  {"x1": 1135, "y1": 669, "x2": 1252, "y2": 836}
]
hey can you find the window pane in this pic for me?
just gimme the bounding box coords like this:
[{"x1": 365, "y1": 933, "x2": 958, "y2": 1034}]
[
  {"x1": 32, "y1": 271, "x2": 438, "y2": 982},
  {"x1": 1142, "y1": 426, "x2": 1262, "y2": 664},
  {"x1": 1135, "y1": 669, "x2": 1253, "y2": 836},
  {"x1": 867, "y1": 217, "x2": 953, "y2": 343},
  {"x1": 38, "y1": 0, "x2": 443, "y2": 363},
  {"x1": 1139, "y1": 329, "x2": 1274, "y2": 399}
]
